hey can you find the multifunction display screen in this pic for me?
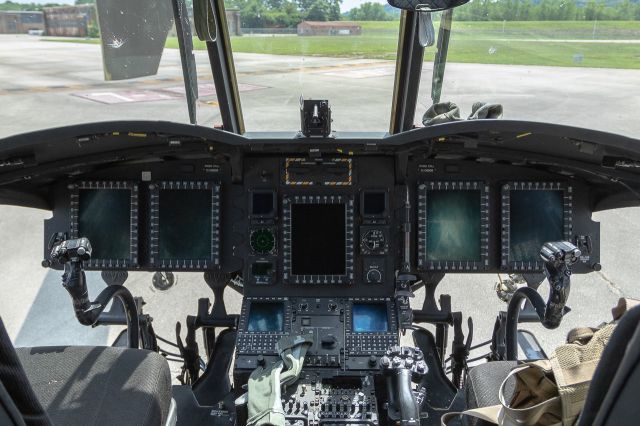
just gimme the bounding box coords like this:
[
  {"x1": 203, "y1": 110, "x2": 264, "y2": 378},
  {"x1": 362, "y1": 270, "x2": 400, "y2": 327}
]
[
  {"x1": 158, "y1": 188, "x2": 212, "y2": 261},
  {"x1": 352, "y1": 303, "x2": 388, "y2": 333},
  {"x1": 509, "y1": 190, "x2": 564, "y2": 262},
  {"x1": 291, "y1": 203, "x2": 346, "y2": 275},
  {"x1": 425, "y1": 190, "x2": 482, "y2": 262},
  {"x1": 78, "y1": 189, "x2": 131, "y2": 261},
  {"x1": 247, "y1": 302, "x2": 285, "y2": 332}
]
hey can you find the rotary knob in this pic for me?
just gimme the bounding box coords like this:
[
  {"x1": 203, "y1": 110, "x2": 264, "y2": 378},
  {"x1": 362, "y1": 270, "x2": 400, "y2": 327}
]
[{"x1": 366, "y1": 269, "x2": 382, "y2": 284}]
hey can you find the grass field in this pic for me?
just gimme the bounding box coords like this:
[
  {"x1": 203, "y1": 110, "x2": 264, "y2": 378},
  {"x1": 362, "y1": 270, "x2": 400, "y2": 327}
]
[{"x1": 47, "y1": 20, "x2": 640, "y2": 69}]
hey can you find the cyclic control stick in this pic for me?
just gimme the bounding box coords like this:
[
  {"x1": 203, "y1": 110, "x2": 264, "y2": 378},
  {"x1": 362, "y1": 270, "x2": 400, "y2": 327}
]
[
  {"x1": 48, "y1": 237, "x2": 139, "y2": 349},
  {"x1": 505, "y1": 241, "x2": 580, "y2": 360}
]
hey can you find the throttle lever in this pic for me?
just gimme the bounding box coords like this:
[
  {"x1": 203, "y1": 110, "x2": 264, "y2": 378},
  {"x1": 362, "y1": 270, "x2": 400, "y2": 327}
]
[{"x1": 381, "y1": 346, "x2": 428, "y2": 425}]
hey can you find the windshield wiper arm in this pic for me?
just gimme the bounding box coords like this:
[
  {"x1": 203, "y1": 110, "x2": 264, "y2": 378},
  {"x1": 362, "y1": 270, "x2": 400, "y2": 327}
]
[{"x1": 431, "y1": 9, "x2": 453, "y2": 105}]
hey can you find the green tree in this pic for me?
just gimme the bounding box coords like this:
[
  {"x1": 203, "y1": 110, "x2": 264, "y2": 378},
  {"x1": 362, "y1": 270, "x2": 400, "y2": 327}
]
[{"x1": 349, "y1": 2, "x2": 392, "y2": 21}]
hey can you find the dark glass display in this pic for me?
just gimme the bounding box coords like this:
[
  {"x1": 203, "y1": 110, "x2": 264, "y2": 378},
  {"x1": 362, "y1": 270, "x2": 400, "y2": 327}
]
[
  {"x1": 78, "y1": 189, "x2": 131, "y2": 260},
  {"x1": 363, "y1": 192, "x2": 386, "y2": 216},
  {"x1": 426, "y1": 190, "x2": 481, "y2": 261},
  {"x1": 291, "y1": 203, "x2": 346, "y2": 275},
  {"x1": 158, "y1": 189, "x2": 212, "y2": 260},
  {"x1": 247, "y1": 302, "x2": 284, "y2": 332},
  {"x1": 352, "y1": 303, "x2": 388, "y2": 333},
  {"x1": 252, "y1": 192, "x2": 274, "y2": 216},
  {"x1": 509, "y1": 190, "x2": 564, "y2": 262},
  {"x1": 251, "y1": 261, "x2": 273, "y2": 277}
]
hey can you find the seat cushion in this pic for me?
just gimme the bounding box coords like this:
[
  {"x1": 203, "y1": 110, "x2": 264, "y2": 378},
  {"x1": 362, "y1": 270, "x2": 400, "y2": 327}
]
[
  {"x1": 464, "y1": 361, "x2": 517, "y2": 426},
  {"x1": 16, "y1": 346, "x2": 171, "y2": 426}
]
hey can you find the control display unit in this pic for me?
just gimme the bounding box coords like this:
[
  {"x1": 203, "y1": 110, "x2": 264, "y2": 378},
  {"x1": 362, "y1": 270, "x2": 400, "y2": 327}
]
[
  {"x1": 149, "y1": 181, "x2": 220, "y2": 270},
  {"x1": 417, "y1": 181, "x2": 489, "y2": 271},
  {"x1": 236, "y1": 298, "x2": 292, "y2": 356},
  {"x1": 501, "y1": 182, "x2": 572, "y2": 270},
  {"x1": 352, "y1": 303, "x2": 389, "y2": 333},
  {"x1": 345, "y1": 298, "x2": 399, "y2": 360},
  {"x1": 70, "y1": 181, "x2": 138, "y2": 269},
  {"x1": 283, "y1": 195, "x2": 354, "y2": 284}
]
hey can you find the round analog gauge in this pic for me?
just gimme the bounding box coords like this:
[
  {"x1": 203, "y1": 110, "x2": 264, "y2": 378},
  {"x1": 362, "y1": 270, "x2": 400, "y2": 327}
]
[
  {"x1": 250, "y1": 228, "x2": 275, "y2": 254},
  {"x1": 362, "y1": 229, "x2": 386, "y2": 252}
]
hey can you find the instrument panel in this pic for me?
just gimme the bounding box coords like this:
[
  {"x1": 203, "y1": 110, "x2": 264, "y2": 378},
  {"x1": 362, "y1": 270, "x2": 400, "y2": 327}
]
[{"x1": 45, "y1": 156, "x2": 601, "y2": 296}]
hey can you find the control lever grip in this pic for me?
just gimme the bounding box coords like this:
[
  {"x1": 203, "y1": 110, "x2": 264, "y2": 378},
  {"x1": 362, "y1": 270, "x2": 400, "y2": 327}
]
[
  {"x1": 541, "y1": 241, "x2": 580, "y2": 329},
  {"x1": 381, "y1": 346, "x2": 428, "y2": 425},
  {"x1": 505, "y1": 241, "x2": 580, "y2": 360}
]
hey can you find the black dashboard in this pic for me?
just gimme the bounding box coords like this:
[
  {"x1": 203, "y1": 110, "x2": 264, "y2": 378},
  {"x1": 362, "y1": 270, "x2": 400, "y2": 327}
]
[
  {"x1": 2, "y1": 119, "x2": 639, "y2": 424},
  {"x1": 43, "y1": 155, "x2": 600, "y2": 281}
]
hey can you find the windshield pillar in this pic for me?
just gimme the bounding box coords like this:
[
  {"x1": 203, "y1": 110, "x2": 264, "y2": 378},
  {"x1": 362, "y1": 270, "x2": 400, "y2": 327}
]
[
  {"x1": 205, "y1": 0, "x2": 245, "y2": 134},
  {"x1": 390, "y1": 11, "x2": 426, "y2": 135}
]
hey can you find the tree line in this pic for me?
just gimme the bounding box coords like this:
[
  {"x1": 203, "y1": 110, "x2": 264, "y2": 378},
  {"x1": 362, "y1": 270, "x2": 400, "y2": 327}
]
[
  {"x1": 226, "y1": 0, "x2": 342, "y2": 28},
  {"x1": 456, "y1": 0, "x2": 640, "y2": 21},
  {"x1": 229, "y1": 0, "x2": 640, "y2": 27},
  {"x1": 2, "y1": 0, "x2": 638, "y2": 25}
]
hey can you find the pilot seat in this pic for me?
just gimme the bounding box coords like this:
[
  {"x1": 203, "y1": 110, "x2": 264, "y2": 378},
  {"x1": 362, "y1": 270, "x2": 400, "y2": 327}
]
[
  {"x1": 0, "y1": 317, "x2": 174, "y2": 426},
  {"x1": 463, "y1": 303, "x2": 640, "y2": 426}
]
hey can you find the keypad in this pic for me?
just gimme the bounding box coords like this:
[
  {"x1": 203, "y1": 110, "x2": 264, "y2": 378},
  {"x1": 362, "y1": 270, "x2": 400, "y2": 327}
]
[
  {"x1": 345, "y1": 334, "x2": 398, "y2": 355},
  {"x1": 236, "y1": 333, "x2": 281, "y2": 355}
]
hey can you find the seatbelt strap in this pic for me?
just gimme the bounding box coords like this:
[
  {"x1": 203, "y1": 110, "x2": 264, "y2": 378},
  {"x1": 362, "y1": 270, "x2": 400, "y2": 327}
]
[
  {"x1": 236, "y1": 334, "x2": 314, "y2": 426},
  {"x1": 441, "y1": 364, "x2": 562, "y2": 426}
]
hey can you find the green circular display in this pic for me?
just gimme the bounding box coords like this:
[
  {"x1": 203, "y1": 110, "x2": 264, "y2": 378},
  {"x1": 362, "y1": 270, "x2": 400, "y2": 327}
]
[{"x1": 250, "y1": 228, "x2": 275, "y2": 254}]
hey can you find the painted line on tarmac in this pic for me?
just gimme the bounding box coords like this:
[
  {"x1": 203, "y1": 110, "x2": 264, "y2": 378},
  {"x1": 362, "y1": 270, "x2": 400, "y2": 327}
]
[{"x1": 0, "y1": 62, "x2": 390, "y2": 96}]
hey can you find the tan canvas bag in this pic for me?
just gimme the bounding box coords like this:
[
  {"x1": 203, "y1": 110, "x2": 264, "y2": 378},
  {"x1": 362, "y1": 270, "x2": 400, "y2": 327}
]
[{"x1": 442, "y1": 298, "x2": 640, "y2": 426}]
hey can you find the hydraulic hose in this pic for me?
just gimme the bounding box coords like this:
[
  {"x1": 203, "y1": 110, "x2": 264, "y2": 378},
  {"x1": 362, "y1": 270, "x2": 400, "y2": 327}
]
[{"x1": 63, "y1": 263, "x2": 139, "y2": 348}]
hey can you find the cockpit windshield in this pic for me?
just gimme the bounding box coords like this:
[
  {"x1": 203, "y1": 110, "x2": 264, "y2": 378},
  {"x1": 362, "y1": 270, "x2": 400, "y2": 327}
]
[{"x1": 0, "y1": 0, "x2": 638, "y2": 138}]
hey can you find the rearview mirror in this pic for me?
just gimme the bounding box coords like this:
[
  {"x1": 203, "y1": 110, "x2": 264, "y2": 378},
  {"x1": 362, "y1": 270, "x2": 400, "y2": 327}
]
[{"x1": 387, "y1": 0, "x2": 469, "y2": 12}]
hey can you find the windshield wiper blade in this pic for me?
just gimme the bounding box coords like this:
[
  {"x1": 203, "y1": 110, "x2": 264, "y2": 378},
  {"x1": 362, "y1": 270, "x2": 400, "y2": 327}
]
[
  {"x1": 171, "y1": 0, "x2": 199, "y2": 125},
  {"x1": 431, "y1": 9, "x2": 453, "y2": 104}
]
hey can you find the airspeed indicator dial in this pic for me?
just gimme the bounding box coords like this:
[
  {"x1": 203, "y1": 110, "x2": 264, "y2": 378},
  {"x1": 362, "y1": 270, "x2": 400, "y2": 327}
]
[{"x1": 250, "y1": 228, "x2": 276, "y2": 254}]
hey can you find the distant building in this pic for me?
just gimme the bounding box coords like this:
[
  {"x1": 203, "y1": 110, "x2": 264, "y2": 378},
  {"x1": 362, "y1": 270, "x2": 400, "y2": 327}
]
[
  {"x1": 0, "y1": 11, "x2": 45, "y2": 34},
  {"x1": 297, "y1": 21, "x2": 362, "y2": 36},
  {"x1": 43, "y1": 5, "x2": 96, "y2": 37}
]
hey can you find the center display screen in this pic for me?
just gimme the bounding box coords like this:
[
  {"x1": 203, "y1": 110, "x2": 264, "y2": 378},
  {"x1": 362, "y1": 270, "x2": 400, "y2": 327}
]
[
  {"x1": 158, "y1": 188, "x2": 212, "y2": 261},
  {"x1": 291, "y1": 203, "x2": 346, "y2": 275},
  {"x1": 247, "y1": 302, "x2": 285, "y2": 332},
  {"x1": 509, "y1": 190, "x2": 565, "y2": 262},
  {"x1": 352, "y1": 303, "x2": 388, "y2": 333},
  {"x1": 78, "y1": 188, "x2": 131, "y2": 261},
  {"x1": 425, "y1": 190, "x2": 482, "y2": 261}
]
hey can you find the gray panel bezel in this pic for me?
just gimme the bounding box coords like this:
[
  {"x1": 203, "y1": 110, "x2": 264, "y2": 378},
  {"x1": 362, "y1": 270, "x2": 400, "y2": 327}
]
[
  {"x1": 69, "y1": 181, "x2": 138, "y2": 269},
  {"x1": 282, "y1": 194, "x2": 355, "y2": 284},
  {"x1": 417, "y1": 181, "x2": 490, "y2": 272},
  {"x1": 501, "y1": 181, "x2": 573, "y2": 271},
  {"x1": 149, "y1": 180, "x2": 221, "y2": 270}
]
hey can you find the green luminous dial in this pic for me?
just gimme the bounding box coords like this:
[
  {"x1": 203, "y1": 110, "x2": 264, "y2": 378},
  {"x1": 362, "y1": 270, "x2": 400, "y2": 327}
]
[{"x1": 250, "y1": 228, "x2": 275, "y2": 254}]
